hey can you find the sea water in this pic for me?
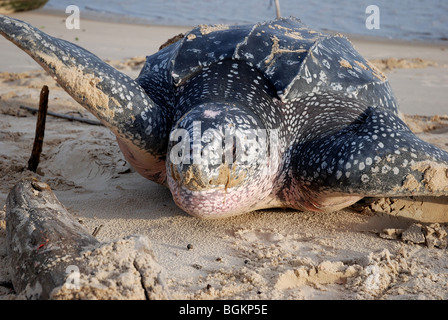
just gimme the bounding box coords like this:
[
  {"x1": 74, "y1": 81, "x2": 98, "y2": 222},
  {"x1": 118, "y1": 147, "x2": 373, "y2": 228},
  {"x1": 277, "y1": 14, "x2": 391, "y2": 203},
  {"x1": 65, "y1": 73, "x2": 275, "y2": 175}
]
[{"x1": 45, "y1": 0, "x2": 447, "y2": 43}]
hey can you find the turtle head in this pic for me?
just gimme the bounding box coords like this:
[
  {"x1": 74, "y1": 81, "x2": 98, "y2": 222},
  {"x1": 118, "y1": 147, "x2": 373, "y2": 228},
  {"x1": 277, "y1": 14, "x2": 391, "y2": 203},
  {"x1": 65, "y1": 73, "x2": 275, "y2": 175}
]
[{"x1": 166, "y1": 102, "x2": 280, "y2": 218}]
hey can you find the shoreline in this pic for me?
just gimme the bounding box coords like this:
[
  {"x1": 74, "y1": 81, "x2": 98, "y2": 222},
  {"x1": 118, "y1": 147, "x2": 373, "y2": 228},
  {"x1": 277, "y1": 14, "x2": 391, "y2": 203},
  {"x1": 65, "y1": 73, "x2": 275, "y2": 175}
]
[
  {"x1": 36, "y1": 6, "x2": 448, "y2": 47},
  {"x1": 5, "y1": 8, "x2": 448, "y2": 62}
]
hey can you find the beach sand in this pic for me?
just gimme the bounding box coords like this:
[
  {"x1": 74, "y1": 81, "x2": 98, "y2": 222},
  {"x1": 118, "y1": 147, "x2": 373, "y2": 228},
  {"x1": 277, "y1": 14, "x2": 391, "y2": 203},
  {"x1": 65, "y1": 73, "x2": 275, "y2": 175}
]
[{"x1": 1, "y1": 10, "x2": 448, "y2": 300}]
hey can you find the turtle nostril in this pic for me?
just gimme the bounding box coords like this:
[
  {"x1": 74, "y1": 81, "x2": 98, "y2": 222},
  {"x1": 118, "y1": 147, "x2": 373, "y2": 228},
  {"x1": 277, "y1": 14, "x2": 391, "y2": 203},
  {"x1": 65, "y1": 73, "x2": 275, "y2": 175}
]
[
  {"x1": 224, "y1": 138, "x2": 238, "y2": 164},
  {"x1": 232, "y1": 145, "x2": 237, "y2": 163}
]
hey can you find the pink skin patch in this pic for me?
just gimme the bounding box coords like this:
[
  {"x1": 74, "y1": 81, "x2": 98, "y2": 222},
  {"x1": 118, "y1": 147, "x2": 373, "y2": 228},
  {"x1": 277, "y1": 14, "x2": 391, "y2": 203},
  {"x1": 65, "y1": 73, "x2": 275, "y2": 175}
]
[
  {"x1": 203, "y1": 109, "x2": 222, "y2": 119},
  {"x1": 166, "y1": 172, "x2": 276, "y2": 219}
]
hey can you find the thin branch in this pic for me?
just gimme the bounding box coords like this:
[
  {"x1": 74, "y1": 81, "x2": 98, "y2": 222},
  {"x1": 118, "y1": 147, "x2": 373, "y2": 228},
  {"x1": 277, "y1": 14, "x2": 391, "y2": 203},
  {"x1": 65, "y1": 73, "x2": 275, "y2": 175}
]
[
  {"x1": 27, "y1": 85, "x2": 49, "y2": 172},
  {"x1": 20, "y1": 105, "x2": 103, "y2": 126},
  {"x1": 92, "y1": 225, "x2": 104, "y2": 237},
  {"x1": 275, "y1": 0, "x2": 281, "y2": 18}
]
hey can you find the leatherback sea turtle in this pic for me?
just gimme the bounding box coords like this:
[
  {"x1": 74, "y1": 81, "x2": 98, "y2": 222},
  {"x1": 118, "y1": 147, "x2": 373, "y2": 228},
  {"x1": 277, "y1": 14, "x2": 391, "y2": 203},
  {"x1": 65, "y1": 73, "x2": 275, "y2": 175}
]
[{"x1": 1, "y1": 16, "x2": 448, "y2": 218}]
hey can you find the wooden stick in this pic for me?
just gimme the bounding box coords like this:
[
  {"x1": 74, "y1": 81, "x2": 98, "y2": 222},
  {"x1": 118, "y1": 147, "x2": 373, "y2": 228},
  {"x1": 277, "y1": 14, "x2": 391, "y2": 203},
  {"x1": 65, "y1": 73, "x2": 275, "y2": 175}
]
[
  {"x1": 275, "y1": 0, "x2": 281, "y2": 18},
  {"x1": 92, "y1": 224, "x2": 103, "y2": 237},
  {"x1": 27, "y1": 85, "x2": 49, "y2": 172},
  {"x1": 20, "y1": 105, "x2": 103, "y2": 126}
]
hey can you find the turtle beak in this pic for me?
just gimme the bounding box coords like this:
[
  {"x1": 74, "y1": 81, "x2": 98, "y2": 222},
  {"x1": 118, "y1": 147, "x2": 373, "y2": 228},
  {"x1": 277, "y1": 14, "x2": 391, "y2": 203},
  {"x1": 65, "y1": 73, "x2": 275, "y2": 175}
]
[{"x1": 165, "y1": 102, "x2": 280, "y2": 218}]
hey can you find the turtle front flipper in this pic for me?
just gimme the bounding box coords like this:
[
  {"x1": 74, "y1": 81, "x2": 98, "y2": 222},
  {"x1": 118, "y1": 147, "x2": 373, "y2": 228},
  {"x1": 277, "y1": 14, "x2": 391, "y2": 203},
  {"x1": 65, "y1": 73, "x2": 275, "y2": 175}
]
[
  {"x1": 287, "y1": 103, "x2": 448, "y2": 212},
  {"x1": 0, "y1": 15, "x2": 169, "y2": 184}
]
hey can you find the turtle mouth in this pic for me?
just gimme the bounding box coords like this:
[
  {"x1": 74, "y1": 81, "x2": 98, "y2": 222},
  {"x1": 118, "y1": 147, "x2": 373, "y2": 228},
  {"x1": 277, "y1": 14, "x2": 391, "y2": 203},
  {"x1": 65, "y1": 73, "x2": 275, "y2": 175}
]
[
  {"x1": 166, "y1": 160, "x2": 278, "y2": 218},
  {"x1": 166, "y1": 172, "x2": 275, "y2": 219}
]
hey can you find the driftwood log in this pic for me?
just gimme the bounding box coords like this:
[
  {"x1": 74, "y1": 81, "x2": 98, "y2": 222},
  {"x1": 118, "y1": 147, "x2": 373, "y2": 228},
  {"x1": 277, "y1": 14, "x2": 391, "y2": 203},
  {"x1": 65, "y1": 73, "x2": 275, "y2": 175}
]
[
  {"x1": 6, "y1": 178, "x2": 99, "y2": 299},
  {"x1": 6, "y1": 178, "x2": 170, "y2": 300}
]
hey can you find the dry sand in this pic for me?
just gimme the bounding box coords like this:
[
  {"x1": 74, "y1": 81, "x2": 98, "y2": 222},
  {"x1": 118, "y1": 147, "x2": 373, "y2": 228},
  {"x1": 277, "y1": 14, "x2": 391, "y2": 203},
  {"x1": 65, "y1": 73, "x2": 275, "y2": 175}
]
[{"x1": 0, "y1": 10, "x2": 448, "y2": 300}]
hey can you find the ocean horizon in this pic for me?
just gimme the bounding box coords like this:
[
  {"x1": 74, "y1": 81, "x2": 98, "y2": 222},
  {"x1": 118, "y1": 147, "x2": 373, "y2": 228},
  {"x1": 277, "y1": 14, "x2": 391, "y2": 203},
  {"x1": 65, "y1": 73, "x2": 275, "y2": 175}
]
[{"x1": 44, "y1": 0, "x2": 448, "y2": 44}]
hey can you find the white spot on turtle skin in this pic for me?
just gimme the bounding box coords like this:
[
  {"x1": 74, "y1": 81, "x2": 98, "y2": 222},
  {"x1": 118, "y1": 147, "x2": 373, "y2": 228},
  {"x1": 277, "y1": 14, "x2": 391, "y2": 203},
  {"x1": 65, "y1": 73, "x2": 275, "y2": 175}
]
[
  {"x1": 393, "y1": 167, "x2": 399, "y2": 175},
  {"x1": 386, "y1": 155, "x2": 395, "y2": 163},
  {"x1": 145, "y1": 125, "x2": 153, "y2": 135},
  {"x1": 321, "y1": 161, "x2": 328, "y2": 169},
  {"x1": 330, "y1": 83, "x2": 343, "y2": 91},
  {"x1": 382, "y1": 165, "x2": 391, "y2": 174},
  {"x1": 359, "y1": 162, "x2": 365, "y2": 170},
  {"x1": 304, "y1": 65, "x2": 312, "y2": 84},
  {"x1": 361, "y1": 174, "x2": 370, "y2": 183},
  {"x1": 318, "y1": 70, "x2": 327, "y2": 83},
  {"x1": 336, "y1": 170, "x2": 342, "y2": 180},
  {"x1": 402, "y1": 159, "x2": 409, "y2": 167}
]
